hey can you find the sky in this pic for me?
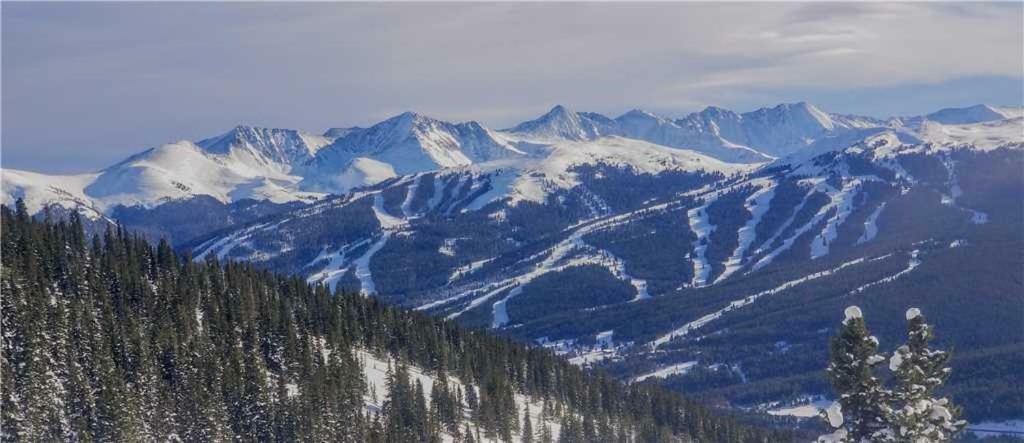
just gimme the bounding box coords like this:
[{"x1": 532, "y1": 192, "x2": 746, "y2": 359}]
[{"x1": 3, "y1": 2, "x2": 1022, "y2": 173}]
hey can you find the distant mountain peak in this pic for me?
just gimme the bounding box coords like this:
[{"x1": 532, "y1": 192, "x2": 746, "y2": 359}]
[
  {"x1": 196, "y1": 125, "x2": 329, "y2": 166},
  {"x1": 619, "y1": 109, "x2": 661, "y2": 120},
  {"x1": 549, "y1": 104, "x2": 571, "y2": 112},
  {"x1": 925, "y1": 104, "x2": 1014, "y2": 125},
  {"x1": 508, "y1": 105, "x2": 619, "y2": 141},
  {"x1": 323, "y1": 127, "x2": 361, "y2": 139}
]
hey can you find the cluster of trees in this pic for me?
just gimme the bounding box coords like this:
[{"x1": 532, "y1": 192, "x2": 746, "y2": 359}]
[
  {"x1": 1, "y1": 201, "x2": 789, "y2": 442},
  {"x1": 583, "y1": 205, "x2": 698, "y2": 296},
  {"x1": 819, "y1": 306, "x2": 965, "y2": 442},
  {"x1": 112, "y1": 195, "x2": 301, "y2": 247},
  {"x1": 571, "y1": 164, "x2": 722, "y2": 214},
  {"x1": 504, "y1": 265, "x2": 636, "y2": 327}
]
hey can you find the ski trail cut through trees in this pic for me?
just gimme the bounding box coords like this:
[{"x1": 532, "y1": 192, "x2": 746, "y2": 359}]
[
  {"x1": 847, "y1": 249, "x2": 921, "y2": 295},
  {"x1": 649, "y1": 255, "x2": 871, "y2": 349},
  {"x1": 687, "y1": 199, "x2": 717, "y2": 287},
  {"x1": 715, "y1": 180, "x2": 776, "y2": 284}
]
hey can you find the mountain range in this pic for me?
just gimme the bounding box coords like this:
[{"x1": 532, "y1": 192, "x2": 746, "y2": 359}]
[
  {"x1": 2, "y1": 101, "x2": 1022, "y2": 427},
  {"x1": 6, "y1": 102, "x2": 1020, "y2": 218}
]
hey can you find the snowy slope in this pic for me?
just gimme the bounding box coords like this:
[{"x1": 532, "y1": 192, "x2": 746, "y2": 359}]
[
  {"x1": 1, "y1": 169, "x2": 104, "y2": 218},
  {"x1": 672, "y1": 102, "x2": 869, "y2": 158},
  {"x1": 501, "y1": 136, "x2": 751, "y2": 205},
  {"x1": 506, "y1": 105, "x2": 773, "y2": 163},
  {"x1": 197, "y1": 125, "x2": 331, "y2": 169},
  {"x1": 615, "y1": 108, "x2": 773, "y2": 163},
  {"x1": 913, "y1": 118, "x2": 1024, "y2": 150},
  {"x1": 2, "y1": 142, "x2": 322, "y2": 216},
  {"x1": 301, "y1": 112, "x2": 526, "y2": 193}
]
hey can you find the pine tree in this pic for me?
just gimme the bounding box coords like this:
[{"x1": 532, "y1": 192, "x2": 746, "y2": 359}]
[
  {"x1": 522, "y1": 405, "x2": 534, "y2": 443},
  {"x1": 888, "y1": 308, "x2": 965, "y2": 441},
  {"x1": 820, "y1": 306, "x2": 891, "y2": 442},
  {"x1": 383, "y1": 363, "x2": 417, "y2": 442}
]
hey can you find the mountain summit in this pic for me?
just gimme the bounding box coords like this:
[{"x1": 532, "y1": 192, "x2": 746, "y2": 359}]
[
  {"x1": 924, "y1": 104, "x2": 1022, "y2": 125},
  {"x1": 507, "y1": 105, "x2": 621, "y2": 141}
]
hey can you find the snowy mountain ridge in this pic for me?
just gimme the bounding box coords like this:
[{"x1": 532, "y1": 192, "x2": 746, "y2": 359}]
[{"x1": 2, "y1": 102, "x2": 1020, "y2": 218}]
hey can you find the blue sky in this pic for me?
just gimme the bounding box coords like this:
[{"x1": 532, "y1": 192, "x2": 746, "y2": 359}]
[{"x1": 3, "y1": 2, "x2": 1022, "y2": 173}]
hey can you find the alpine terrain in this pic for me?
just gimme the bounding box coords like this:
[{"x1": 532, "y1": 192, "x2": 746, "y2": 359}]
[{"x1": 4, "y1": 102, "x2": 1022, "y2": 431}]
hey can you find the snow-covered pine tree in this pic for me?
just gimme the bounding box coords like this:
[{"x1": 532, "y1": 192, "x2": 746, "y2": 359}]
[
  {"x1": 820, "y1": 306, "x2": 892, "y2": 442},
  {"x1": 888, "y1": 308, "x2": 965, "y2": 441}
]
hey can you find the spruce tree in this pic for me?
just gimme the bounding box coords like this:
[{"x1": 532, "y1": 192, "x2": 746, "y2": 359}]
[
  {"x1": 820, "y1": 306, "x2": 891, "y2": 442},
  {"x1": 888, "y1": 308, "x2": 965, "y2": 441}
]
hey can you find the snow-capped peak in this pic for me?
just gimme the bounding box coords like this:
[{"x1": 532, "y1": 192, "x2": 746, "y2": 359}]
[
  {"x1": 615, "y1": 109, "x2": 671, "y2": 134},
  {"x1": 507, "y1": 105, "x2": 620, "y2": 141},
  {"x1": 299, "y1": 112, "x2": 525, "y2": 193},
  {"x1": 197, "y1": 125, "x2": 330, "y2": 166},
  {"x1": 924, "y1": 104, "x2": 1019, "y2": 125},
  {"x1": 619, "y1": 108, "x2": 660, "y2": 120},
  {"x1": 743, "y1": 102, "x2": 837, "y2": 133}
]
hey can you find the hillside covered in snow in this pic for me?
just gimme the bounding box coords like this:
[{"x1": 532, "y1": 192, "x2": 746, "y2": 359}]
[{"x1": 3, "y1": 101, "x2": 1022, "y2": 429}]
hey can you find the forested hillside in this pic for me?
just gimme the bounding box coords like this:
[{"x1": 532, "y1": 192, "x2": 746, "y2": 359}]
[{"x1": 0, "y1": 202, "x2": 791, "y2": 442}]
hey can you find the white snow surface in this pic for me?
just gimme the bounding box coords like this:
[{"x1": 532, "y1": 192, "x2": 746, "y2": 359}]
[
  {"x1": 906, "y1": 307, "x2": 922, "y2": 320},
  {"x1": 399, "y1": 173, "x2": 422, "y2": 217},
  {"x1": 765, "y1": 398, "x2": 833, "y2": 418},
  {"x1": 502, "y1": 135, "x2": 749, "y2": 205},
  {"x1": 890, "y1": 346, "x2": 908, "y2": 371},
  {"x1": 843, "y1": 306, "x2": 863, "y2": 324},
  {"x1": 826, "y1": 401, "x2": 844, "y2": 427},
  {"x1": 857, "y1": 202, "x2": 887, "y2": 244},
  {"x1": 687, "y1": 202, "x2": 716, "y2": 288},
  {"x1": 631, "y1": 361, "x2": 699, "y2": 383},
  {"x1": 810, "y1": 180, "x2": 863, "y2": 259},
  {"x1": 752, "y1": 177, "x2": 876, "y2": 271},
  {"x1": 4, "y1": 140, "x2": 325, "y2": 215}
]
